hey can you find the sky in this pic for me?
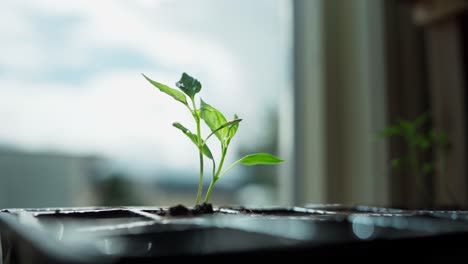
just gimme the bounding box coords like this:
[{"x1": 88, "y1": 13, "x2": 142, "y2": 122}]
[{"x1": 0, "y1": 0, "x2": 291, "y2": 180}]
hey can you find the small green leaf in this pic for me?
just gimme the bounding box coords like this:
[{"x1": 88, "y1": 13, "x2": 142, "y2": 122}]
[
  {"x1": 176, "y1": 73, "x2": 202, "y2": 99},
  {"x1": 200, "y1": 99, "x2": 228, "y2": 142},
  {"x1": 399, "y1": 120, "x2": 415, "y2": 139},
  {"x1": 205, "y1": 116, "x2": 242, "y2": 146},
  {"x1": 422, "y1": 163, "x2": 433, "y2": 174},
  {"x1": 239, "y1": 153, "x2": 284, "y2": 165},
  {"x1": 227, "y1": 114, "x2": 240, "y2": 142},
  {"x1": 202, "y1": 146, "x2": 214, "y2": 160},
  {"x1": 142, "y1": 74, "x2": 188, "y2": 106},
  {"x1": 214, "y1": 118, "x2": 242, "y2": 136},
  {"x1": 173, "y1": 122, "x2": 190, "y2": 133},
  {"x1": 378, "y1": 125, "x2": 401, "y2": 138},
  {"x1": 173, "y1": 122, "x2": 213, "y2": 159},
  {"x1": 415, "y1": 135, "x2": 431, "y2": 150},
  {"x1": 391, "y1": 158, "x2": 401, "y2": 169}
]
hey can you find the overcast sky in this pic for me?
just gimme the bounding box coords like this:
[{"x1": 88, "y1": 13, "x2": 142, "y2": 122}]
[{"x1": 0, "y1": 0, "x2": 291, "y2": 180}]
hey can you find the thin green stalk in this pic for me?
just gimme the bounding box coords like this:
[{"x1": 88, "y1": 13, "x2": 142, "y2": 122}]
[
  {"x1": 196, "y1": 147, "x2": 203, "y2": 205},
  {"x1": 218, "y1": 158, "x2": 242, "y2": 179},
  {"x1": 211, "y1": 159, "x2": 216, "y2": 183},
  {"x1": 205, "y1": 147, "x2": 227, "y2": 202},
  {"x1": 205, "y1": 180, "x2": 216, "y2": 203},
  {"x1": 192, "y1": 98, "x2": 204, "y2": 205}
]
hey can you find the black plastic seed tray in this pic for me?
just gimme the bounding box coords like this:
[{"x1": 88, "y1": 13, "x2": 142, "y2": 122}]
[{"x1": 2, "y1": 205, "x2": 468, "y2": 263}]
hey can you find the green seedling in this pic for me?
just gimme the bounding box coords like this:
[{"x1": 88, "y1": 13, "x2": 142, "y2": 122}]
[
  {"x1": 143, "y1": 72, "x2": 284, "y2": 204},
  {"x1": 378, "y1": 112, "x2": 451, "y2": 206}
]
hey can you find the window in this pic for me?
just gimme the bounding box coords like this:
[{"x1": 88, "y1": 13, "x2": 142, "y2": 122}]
[{"x1": 0, "y1": 0, "x2": 292, "y2": 207}]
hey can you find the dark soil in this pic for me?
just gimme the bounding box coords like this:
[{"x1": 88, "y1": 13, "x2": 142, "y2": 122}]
[
  {"x1": 193, "y1": 203, "x2": 214, "y2": 215},
  {"x1": 168, "y1": 204, "x2": 191, "y2": 216},
  {"x1": 167, "y1": 203, "x2": 213, "y2": 217}
]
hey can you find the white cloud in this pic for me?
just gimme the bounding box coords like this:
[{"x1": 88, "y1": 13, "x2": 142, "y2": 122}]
[
  {"x1": 0, "y1": 71, "x2": 200, "y2": 173},
  {"x1": 0, "y1": 0, "x2": 245, "y2": 78},
  {"x1": 0, "y1": 0, "x2": 285, "y2": 178},
  {"x1": 0, "y1": 0, "x2": 249, "y2": 103},
  {"x1": 0, "y1": 70, "x2": 255, "y2": 177}
]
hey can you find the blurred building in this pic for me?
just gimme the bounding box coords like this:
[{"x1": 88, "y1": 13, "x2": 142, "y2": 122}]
[{"x1": 0, "y1": 148, "x2": 101, "y2": 208}]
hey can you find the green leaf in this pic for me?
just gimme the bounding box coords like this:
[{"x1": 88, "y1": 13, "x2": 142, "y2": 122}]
[
  {"x1": 200, "y1": 99, "x2": 228, "y2": 142},
  {"x1": 227, "y1": 114, "x2": 240, "y2": 142},
  {"x1": 378, "y1": 125, "x2": 400, "y2": 138},
  {"x1": 415, "y1": 135, "x2": 431, "y2": 150},
  {"x1": 176, "y1": 73, "x2": 202, "y2": 99},
  {"x1": 206, "y1": 118, "x2": 242, "y2": 142},
  {"x1": 201, "y1": 144, "x2": 214, "y2": 160},
  {"x1": 238, "y1": 153, "x2": 284, "y2": 165},
  {"x1": 422, "y1": 163, "x2": 433, "y2": 174},
  {"x1": 142, "y1": 74, "x2": 188, "y2": 106},
  {"x1": 391, "y1": 158, "x2": 401, "y2": 169},
  {"x1": 173, "y1": 122, "x2": 213, "y2": 159},
  {"x1": 399, "y1": 120, "x2": 415, "y2": 138}
]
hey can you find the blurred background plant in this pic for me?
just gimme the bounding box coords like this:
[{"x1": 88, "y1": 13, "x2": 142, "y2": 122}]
[{"x1": 379, "y1": 112, "x2": 454, "y2": 208}]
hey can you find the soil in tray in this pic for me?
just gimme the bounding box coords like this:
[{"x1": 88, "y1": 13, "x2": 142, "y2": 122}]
[{"x1": 166, "y1": 203, "x2": 214, "y2": 216}]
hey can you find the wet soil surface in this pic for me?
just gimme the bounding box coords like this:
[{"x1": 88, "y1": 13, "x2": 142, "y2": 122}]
[
  {"x1": 6, "y1": 204, "x2": 466, "y2": 219},
  {"x1": 5, "y1": 203, "x2": 468, "y2": 220},
  {"x1": 158, "y1": 203, "x2": 214, "y2": 217}
]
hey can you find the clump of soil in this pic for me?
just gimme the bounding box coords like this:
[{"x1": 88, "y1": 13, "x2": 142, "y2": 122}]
[
  {"x1": 168, "y1": 204, "x2": 191, "y2": 216},
  {"x1": 193, "y1": 203, "x2": 214, "y2": 215},
  {"x1": 167, "y1": 203, "x2": 214, "y2": 217}
]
